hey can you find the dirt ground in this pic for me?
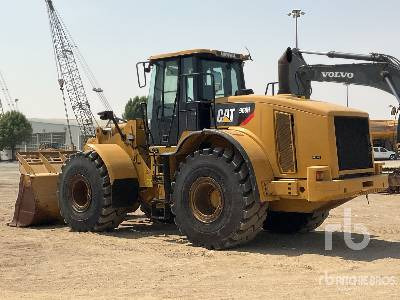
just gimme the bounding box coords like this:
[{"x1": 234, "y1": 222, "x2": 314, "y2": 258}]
[{"x1": 0, "y1": 162, "x2": 399, "y2": 299}]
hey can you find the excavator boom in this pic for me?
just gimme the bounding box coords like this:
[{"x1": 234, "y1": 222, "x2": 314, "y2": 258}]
[{"x1": 277, "y1": 47, "x2": 400, "y2": 142}]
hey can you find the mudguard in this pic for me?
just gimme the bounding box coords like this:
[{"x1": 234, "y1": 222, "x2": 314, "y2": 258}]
[
  {"x1": 171, "y1": 128, "x2": 274, "y2": 202},
  {"x1": 85, "y1": 144, "x2": 139, "y2": 208},
  {"x1": 85, "y1": 144, "x2": 138, "y2": 183}
]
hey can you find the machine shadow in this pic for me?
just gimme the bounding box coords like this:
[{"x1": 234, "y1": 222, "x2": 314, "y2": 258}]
[
  {"x1": 234, "y1": 230, "x2": 400, "y2": 262},
  {"x1": 103, "y1": 215, "x2": 400, "y2": 262}
]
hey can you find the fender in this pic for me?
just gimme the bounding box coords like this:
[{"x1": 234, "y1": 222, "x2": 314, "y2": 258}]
[
  {"x1": 86, "y1": 143, "x2": 139, "y2": 208},
  {"x1": 171, "y1": 129, "x2": 274, "y2": 202},
  {"x1": 86, "y1": 144, "x2": 137, "y2": 182}
]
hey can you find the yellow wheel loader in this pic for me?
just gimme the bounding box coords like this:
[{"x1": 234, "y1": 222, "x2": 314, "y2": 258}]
[{"x1": 10, "y1": 49, "x2": 388, "y2": 249}]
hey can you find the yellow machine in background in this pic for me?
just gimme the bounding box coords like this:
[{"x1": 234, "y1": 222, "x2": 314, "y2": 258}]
[
  {"x1": 370, "y1": 119, "x2": 398, "y2": 150},
  {"x1": 10, "y1": 49, "x2": 388, "y2": 249},
  {"x1": 369, "y1": 119, "x2": 400, "y2": 193}
]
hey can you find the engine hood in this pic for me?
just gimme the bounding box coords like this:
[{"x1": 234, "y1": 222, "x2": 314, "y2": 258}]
[{"x1": 218, "y1": 94, "x2": 369, "y2": 118}]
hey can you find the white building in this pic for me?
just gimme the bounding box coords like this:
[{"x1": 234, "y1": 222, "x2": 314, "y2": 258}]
[
  {"x1": 1, "y1": 118, "x2": 108, "y2": 160},
  {"x1": 23, "y1": 118, "x2": 82, "y2": 151},
  {"x1": 1, "y1": 119, "x2": 80, "y2": 160}
]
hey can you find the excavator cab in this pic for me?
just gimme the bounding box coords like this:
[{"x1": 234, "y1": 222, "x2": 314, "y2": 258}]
[{"x1": 139, "y1": 50, "x2": 250, "y2": 146}]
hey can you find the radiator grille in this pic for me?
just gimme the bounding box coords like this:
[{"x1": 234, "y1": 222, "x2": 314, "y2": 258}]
[
  {"x1": 334, "y1": 116, "x2": 373, "y2": 171},
  {"x1": 275, "y1": 111, "x2": 297, "y2": 173}
]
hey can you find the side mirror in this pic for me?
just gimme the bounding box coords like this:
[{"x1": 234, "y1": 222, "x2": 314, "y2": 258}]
[{"x1": 136, "y1": 61, "x2": 151, "y2": 88}]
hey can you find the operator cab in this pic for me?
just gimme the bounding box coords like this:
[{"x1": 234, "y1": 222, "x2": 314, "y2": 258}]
[{"x1": 137, "y1": 49, "x2": 251, "y2": 146}]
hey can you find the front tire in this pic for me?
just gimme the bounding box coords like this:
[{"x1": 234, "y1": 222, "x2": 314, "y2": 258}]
[
  {"x1": 390, "y1": 154, "x2": 396, "y2": 160},
  {"x1": 172, "y1": 148, "x2": 268, "y2": 249},
  {"x1": 58, "y1": 151, "x2": 129, "y2": 231}
]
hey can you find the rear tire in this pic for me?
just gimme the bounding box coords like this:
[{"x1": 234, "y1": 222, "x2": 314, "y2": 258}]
[
  {"x1": 172, "y1": 148, "x2": 268, "y2": 249},
  {"x1": 263, "y1": 210, "x2": 329, "y2": 233},
  {"x1": 58, "y1": 151, "x2": 129, "y2": 232}
]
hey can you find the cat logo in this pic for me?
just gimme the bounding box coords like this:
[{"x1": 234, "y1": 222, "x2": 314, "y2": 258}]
[{"x1": 217, "y1": 108, "x2": 236, "y2": 123}]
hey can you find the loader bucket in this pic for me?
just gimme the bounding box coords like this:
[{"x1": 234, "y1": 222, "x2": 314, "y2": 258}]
[{"x1": 8, "y1": 151, "x2": 76, "y2": 227}]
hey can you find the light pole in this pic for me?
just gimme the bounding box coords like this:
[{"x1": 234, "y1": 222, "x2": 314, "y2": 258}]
[
  {"x1": 14, "y1": 98, "x2": 19, "y2": 111},
  {"x1": 288, "y1": 9, "x2": 305, "y2": 49},
  {"x1": 344, "y1": 83, "x2": 349, "y2": 107}
]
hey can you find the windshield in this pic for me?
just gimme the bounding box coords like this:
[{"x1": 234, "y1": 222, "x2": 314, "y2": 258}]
[{"x1": 200, "y1": 59, "x2": 244, "y2": 98}]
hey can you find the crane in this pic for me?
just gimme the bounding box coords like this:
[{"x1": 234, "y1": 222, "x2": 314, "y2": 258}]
[
  {"x1": 0, "y1": 70, "x2": 17, "y2": 111},
  {"x1": 0, "y1": 98, "x2": 4, "y2": 115},
  {"x1": 45, "y1": 0, "x2": 112, "y2": 139}
]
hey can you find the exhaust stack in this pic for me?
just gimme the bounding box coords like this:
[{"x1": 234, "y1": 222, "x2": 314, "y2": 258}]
[
  {"x1": 277, "y1": 47, "x2": 310, "y2": 97},
  {"x1": 278, "y1": 47, "x2": 293, "y2": 94}
]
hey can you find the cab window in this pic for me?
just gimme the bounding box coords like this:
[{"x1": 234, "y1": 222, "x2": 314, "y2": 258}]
[
  {"x1": 147, "y1": 59, "x2": 179, "y2": 123},
  {"x1": 147, "y1": 62, "x2": 163, "y2": 124},
  {"x1": 182, "y1": 57, "x2": 195, "y2": 102},
  {"x1": 163, "y1": 60, "x2": 179, "y2": 117},
  {"x1": 200, "y1": 59, "x2": 244, "y2": 99}
]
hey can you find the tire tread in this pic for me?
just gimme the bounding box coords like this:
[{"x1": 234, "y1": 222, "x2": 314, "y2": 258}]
[{"x1": 172, "y1": 147, "x2": 268, "y2": 249}]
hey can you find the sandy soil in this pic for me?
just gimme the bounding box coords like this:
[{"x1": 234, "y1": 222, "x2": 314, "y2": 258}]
[{"x1": 0, "y1": 161, "x2": 399, "y2": 299}]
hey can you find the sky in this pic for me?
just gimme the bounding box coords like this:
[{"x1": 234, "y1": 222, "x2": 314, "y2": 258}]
[{"x1": 1, "y1": 0, "x2": 400, "y2": 120}]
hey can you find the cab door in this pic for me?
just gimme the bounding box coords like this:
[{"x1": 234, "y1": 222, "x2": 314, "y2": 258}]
[
  {"x1": 147, "y1": 59, "x2": 180, "y2": 146},
  {"x1": 179, "y1": 56, "x2": 213, "y2": 133}
]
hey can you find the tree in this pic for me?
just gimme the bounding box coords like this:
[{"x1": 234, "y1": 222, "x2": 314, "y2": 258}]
[
  {"x1": 0, "y1": 111, "x2": 32, "y2": 158},
  {"x1": 123, "y1": 96, "x2": 148, "y2": 120}
]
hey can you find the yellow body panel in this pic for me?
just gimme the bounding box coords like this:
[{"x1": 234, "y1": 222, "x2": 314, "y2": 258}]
[
  {"x1": 87, "y1": 120, "x2": 153, "y2": 188},
  {"x1": 85, "y1": 144, "x2": 137, "y2": 184},
  {"x1": 220, "y1": 94, "x2": 373, "y2": 179},
  {"x1": 206, "y1": 94, "x2": 388, "y2": 211}
]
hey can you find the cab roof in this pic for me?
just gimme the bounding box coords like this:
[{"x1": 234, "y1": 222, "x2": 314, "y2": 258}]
[{"x1": 149, "y1": 49, "x2": 250, "y2": 62}]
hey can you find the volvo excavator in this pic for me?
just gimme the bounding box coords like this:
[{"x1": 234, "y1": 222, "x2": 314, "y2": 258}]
[
  {"x1": 271, "y1": 47, "x2": 400, "y2": 193},
  {"x1": 9, "y1": 1, "x2": 390, "y2": 249}
]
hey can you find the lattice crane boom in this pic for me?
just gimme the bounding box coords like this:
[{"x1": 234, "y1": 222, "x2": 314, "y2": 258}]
[
  {"x1": 45, "y1": 0, "x2": 96, "y2": 138},
  {"x1": 0, "y1": 70, "x2": 16, "y2": 111},
  {"x1": 0, "y1": 98, "x2": 4, "y2": 115}
]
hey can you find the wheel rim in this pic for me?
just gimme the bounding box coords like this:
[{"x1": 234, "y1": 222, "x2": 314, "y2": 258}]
[
  {"x1": 69, "y1": 174, "x2": 92, "y2": 213},
  {"x1": 189, "y1": 177, "x2": 224, "y2": 223}
]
